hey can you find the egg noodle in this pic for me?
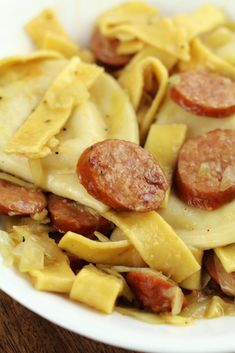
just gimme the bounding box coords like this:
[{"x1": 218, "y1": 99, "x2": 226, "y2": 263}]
[{"x1": 0, "y1": 2, "x2": 235, "y2": 325}]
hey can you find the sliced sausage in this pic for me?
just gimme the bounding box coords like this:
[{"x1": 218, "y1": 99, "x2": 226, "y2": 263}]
[
  {"x1": 90, "y1": 29, "x2": 132, "y2": 68},
  {"x1": 170, "y1": 69, "x2": 235, "y2": 118},
  {"x1": 126, "y1": 271, "x2": 187, "y2": 314},
  {"x1": 77, "y1": 139, "x2": 168, "y2": 212},
  {"x1": 175, "y1": 129, "x2": 235, "y2": 210},
  {"x1": 47, "y1": 194, "x2": 112, "y2": 236},
  {"x1": 0, "y1": 179, "x2": 46, "y2": 216},
  {"x1": 204, "y1": 251, "x2": 235, "y2": 297}
]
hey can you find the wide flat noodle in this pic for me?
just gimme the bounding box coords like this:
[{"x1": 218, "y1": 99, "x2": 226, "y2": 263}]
[
  {"x1": 0, "y1": 55, "x2": 138, "y2": 212},
  {"x1": 117, "y1": 39, "x2": 144, "y2": 55},
  {"x1": 173, "y1": 4, "x2": 226, "y2": 41},
  {"x1": 178, "y1": 38, "x2": 235, "y2": 80},
  {"x1": 104, "y1": 211, "x2": 200, "y2": 283},
  {"x1": 119, "y1": 56, "x2": 168, "y2": 141},
  {"x1": 5, "y1": 57, "x2": 103, "y2": 158},
  {"x1": 97, "y1": 2, "x2": 189, "y2": 60},
  {"x1": 215, "y1": 245, "x2": 235, "y2": 273},
  {"x1": 42, "y1": 32, "x2": 79, "y2": 58},
  {"x1": 202, "y1": 26, "x2": 235, "y2": 66},
  {"x1": 30, "y1": 258, "x2": 75, "y2": 293},
  {"x1": 120, "y1": 45, "x2": 177, "y2": 72},
  {"x1": 58, "y1": 231, "x2": 145, "y2": 267},
  {"x1": 180, "y1": 248, "x2": 203, "y2": 290},
  {"x1": 25, "y1": 8, "x2": 69, "y2": 47},
  {"x1": 159, "y1": 193, "x2": 235, "y2": 250},
  {"x1": 25, "y1": 9, "x2": 93, "y2": 62},
  {"x1": 98, "y1": 2, "x2": 158, "y2": 40},
  {"x1": 70, "y1": 264, "x2": 123, "y2": 314},
  {"x1": 144, "y1": 124, "x2": 187, "y2": 208}
]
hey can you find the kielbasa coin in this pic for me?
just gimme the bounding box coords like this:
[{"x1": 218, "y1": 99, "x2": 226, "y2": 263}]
[
  {"x1": 171, "y1": 69, "x2": 235, "y2": 118},
  {"x1": 126, "y1": 271, "x2": 187, "y2": 314},
  {"x1": 48, "y1": 194, "x2": 113, "y2": 236},
  {"x1": 0, "y1": 179, "x2": 46, "y2": 216},
  {"x1": 77, "y1": 139, "x2": 168, "y2": 212},
  {"x1": 90, "y1": 29, "x2": 132, "y2": 68},
  {"x1": 175, "y1": 129, "x2": 235, "y2": 210}
]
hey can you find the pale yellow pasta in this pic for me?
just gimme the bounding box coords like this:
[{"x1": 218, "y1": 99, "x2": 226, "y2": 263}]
[
  {"x1": 180, "y1": 248, "x2": 203, "y2": 290},
  {"x1": 42, "y1": 32, "x2": 79, "y2": 58},
  {"x1": 215, "y1": 245, "x2": 235, "y2": 273},
  {"x1": 144, "y1": 124, "x2": 187, "y2": 208},
  {"x1": 58, "y1": 231, "x2": 145, "y2": 267},
  {"x1": 1, "y1": 1, "x2": 235, "y2": 323},
  {"x1": 70, "y1": 264, "x2": 123, "y2": 314},
  {"x1": 97, "y1": 2, "x2": 189, "y2": 60},
  {"x1": 117, "y1": 39, "x2": 144, "y2": 55},
  {"x1": 97, "y1": 2, "x2": 159, "y2": 40},
  {"x1": 0, "y1": 53, "x2": 138, "y2": 212},
  {"x1": 173, "y1": 4, "x2": 226, "y2": 41},
  {"x1": 5, "y1": 57, "x2": 103, "y2": 158},
  {"x1": 121, "y1": 45, "x2": 178, "y2": 72},
  {"x1": 159, "y1": 191, "x2": 235, "y2": 250},
  {"x1": 104, "y1": 211, "x2": 200, "y2": 283},
  {"x1": 25, "y1": 9, "x2": 69, "y2": 47},
  {"x1": 178, "y1": 38, "x2": 235, "y2": 80},
  {"x1": 119, "y1": 56, "x2": 168, "y2": 140},
  {"x1": 202, "y1": 26, "x2": 235, "y2": 65},
  {"x1": 30, "y1": 258, "x2": 75, "y2": 293}
]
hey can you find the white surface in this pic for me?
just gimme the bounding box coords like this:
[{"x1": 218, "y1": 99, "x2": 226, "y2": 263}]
[{"x1": 0, "y1": 0, "x2": 235, "y2": 352}]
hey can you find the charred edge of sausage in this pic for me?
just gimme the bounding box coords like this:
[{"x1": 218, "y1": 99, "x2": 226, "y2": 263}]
[
  {"x1": 170, "y1": 84, "x2": 235, "y2": 118},
  {"x1": 174, "y1": 167, "x2": 235, "y2": 211}
]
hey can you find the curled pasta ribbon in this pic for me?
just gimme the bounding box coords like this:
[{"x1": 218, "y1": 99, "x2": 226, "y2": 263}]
[
  {"x1": 97, "y1": 3, "x2": 225, "y2": 62},
  {"x1": 58, "y1": 231, "x2": 145, "y2": 267},
  {"x1": 202, "y1": 26, "x2": 235, "y2": 66},
  {"x1": 119, "y1": 56, "x2": 168, "y2": 142},
  {"x1": 178, "y1": 38, "x2": 235, "y2": 80}
]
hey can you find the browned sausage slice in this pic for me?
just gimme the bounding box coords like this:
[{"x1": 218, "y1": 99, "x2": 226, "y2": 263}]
[
  {"x1": 47, "y1": 194, "x2": 112, "y2": 236},
  {"x1": 77, "y1": 139, "x2": 168, "y2": 212},
  {"x1": 175, "y1": 129, "x2": 235, "y2": 210},
  {"x1": 170, "y1": 70, "x2": 235, "y2": 118},
  {"x1": 126, "y1": 271, "x2": 187, "y2": 314},
  {"x1": 90, "y1": 29, "x2": 132, "y2": 68},
  {"x1": 0, "y1": 179, "x2": 46, "y2": 216}
]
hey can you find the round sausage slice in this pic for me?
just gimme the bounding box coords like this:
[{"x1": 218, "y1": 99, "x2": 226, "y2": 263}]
[
  {"x1": 90, "y1": 29, "x2": 132, "y2": 68},
  {"x1": 126, "y1": 271, "x2": 187, "y2": 314},
  {"x1": 0, "y1": 179, "x2": 46, "y2": 216},
  {"x1": 175, "y1": 129, "x2": 235, "y2": 210},
  {"x1": 170, "y1": 70, "x2": 235, "y2": 118},
  {"x1": 77, "y1": 139, "x2": 168, "y2": 212},
  {"x1": 47, "y1": 194, "x2": 112, "y2": 236}
]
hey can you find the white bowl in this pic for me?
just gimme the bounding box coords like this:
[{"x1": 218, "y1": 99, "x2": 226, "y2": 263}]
[{"x1": 0, "y1": 1, "x2": 235, "y2": 352}]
